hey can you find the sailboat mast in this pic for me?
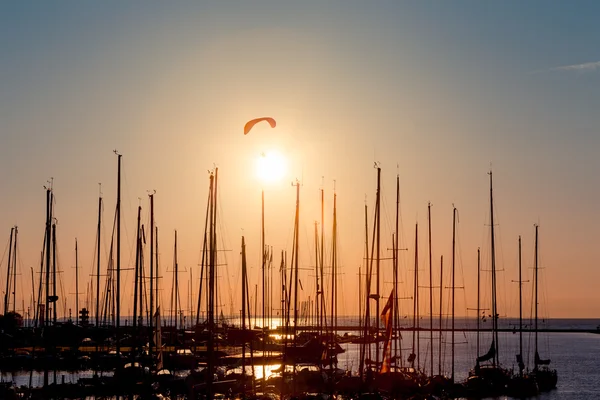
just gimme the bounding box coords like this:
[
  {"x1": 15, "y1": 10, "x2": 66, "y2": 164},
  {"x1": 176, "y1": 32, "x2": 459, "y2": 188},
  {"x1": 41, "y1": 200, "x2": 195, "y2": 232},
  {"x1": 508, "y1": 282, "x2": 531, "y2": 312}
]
[
  {"x1": 518, "y1": 236, "x2": 523, "y2": 375},
  {"x1": 12, "y1": 227, "x2": 18, "y2": 314},
  {"x1": 45, "y1": 189, "x2": 52, "y2": 327},
  {"x1": 394, "y1": 175, "x2": 400, "y2": 365},
  {"x1": 52, "y1": 223, "x2": 57, "y2": 324},
  {"x1": 358, "y1": 265, "x2": 362, "y2": 336},
  {"x1": 43, "y1": 187, "x2": 51, "y2": 388},
  {"x1": 320, "y1": 188, "x2": 325, "y2": 334},
  {"x1": 331, "y1": 189, "x2": 338, "y2": 369},
  {"x1": 96, "y1": 194, "x2": 102, "y2": 327},
  {"x1": 4, "y1": 227, "x2": 14, "y2": 314},
  {"x1": 477, "y1": 248, "x2": 481, "y2": 361},
  {"x1": 292, "y1": 180, "x2": 300, "y2": 364},
  {"x1": 261, "y1": 190, "x2": 266, "y2": 386},
  {"x1": 314, "y1": 222, "x2": 319, "y2": 333},
  {"x1": 213, "y1": 169, "x2": 219, "y2": 331},
  {"x1": 196, "y1": 186, "x2": 211, "y2": 325},
  {"x1": 156, "y1": 227, "x2": 160, "y2": 322},
  {"x1": 149, "y1": 193, "x2": 154, "y2": 359},
  {"x1": 451, "y1": 207, "x2": 456, "y2": 382},
  {"x1": 35, "y1": 249, "x2": 44, "y2": 327},
  {"x1": 31, "y1": 267, "x2": 36, "y2": 327},
  {"x1": 534, "y1": 224, "x2": 539, "y2": 367},
  {"x1": 207, "y1": 170, "x2": 216, "y2": 398},
  {"x1": 133, "y1": 206, "x2": 141, "y2": 338},
  {"x1": 438, "y1": 255, "x2": 443, "y2": 376},
  {"x1": 359, "y1": 202, "x2": 368, "y2": 376},
  {"x1": 174, "y1": 230, "x2": 179, "y2": 331},
  {"x1": 489, "y1": 171, "x2": 498, "y2": 366},
  {"x1": 375, "y1": 166, "x2": 381, "y2": 367},
  {"x1": 412, "y1": 223, "x2": 418, "y2": 369},
  {"x1": 428, "y1": 202, "x2": 433, "y2": 376},
  {"x1": 241, "y1": 236, "x2": 247, "y2": 371},
  {"x1": 270, "y1": 246, "x2": 274, "y2": 333},
  {"x1": 75, "y1": 239, "x2": 79, "y2": 325},
  {"x1": 116, "y1": 153, "x2": 122, "y2": 361}
]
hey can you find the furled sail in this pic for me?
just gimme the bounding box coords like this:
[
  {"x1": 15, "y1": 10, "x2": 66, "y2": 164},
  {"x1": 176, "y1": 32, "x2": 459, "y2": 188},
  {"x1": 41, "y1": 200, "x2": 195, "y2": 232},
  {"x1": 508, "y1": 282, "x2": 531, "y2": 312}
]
[
  {"x1": 535, "y1": 351, "x2": 551, "y2": 366},
  {"x1": 477, "y1": 340, "x2": 496, "y2": 363},
  {"x1": 516, "y1": 354, "x2": 525, "y2": 371}
]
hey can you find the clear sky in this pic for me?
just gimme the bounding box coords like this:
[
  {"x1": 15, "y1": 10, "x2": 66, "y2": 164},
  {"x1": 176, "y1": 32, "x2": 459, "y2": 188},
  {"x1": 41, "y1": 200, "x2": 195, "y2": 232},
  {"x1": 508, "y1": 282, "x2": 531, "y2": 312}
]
[{"x1": 1, "y1": 1, "x2": 599, "y2": 321}]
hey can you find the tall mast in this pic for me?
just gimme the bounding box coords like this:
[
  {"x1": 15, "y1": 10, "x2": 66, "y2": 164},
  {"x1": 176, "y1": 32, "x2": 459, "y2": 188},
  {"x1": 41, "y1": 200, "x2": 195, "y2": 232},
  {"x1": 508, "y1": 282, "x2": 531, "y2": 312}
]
[
  {"x1": 173, "y1": 230, "x2": 179, "y2": 331},
  {"x1": 4, "y1": 227, "x2": 14, "y2": 314},
  {"x1": 52, "y1": 223, "x2": 57, "y2": 324},
  {"x1": 292, "y1": 180, "x2": 300, "y2": 386},
  {"x1": 116, "y1": 153, "x2": 122, "y2": 361},
  {"x1": 241, "y1": 236, "x2": 247, "y2": 372},
  {"x1": 330, "y1": 189, "x2": 338, "y2": 369},
  {"x1": 489, "y1": 171, "x2": 498, "y2": 366},
  {"x1": 270, "y1": 246, "x2": 274, "y2": 332},
  {"x1": 412, "y1": 223, "x2": 418, "y2": 369},
  {"x1": 149, "y1": 193, "x2": 154, "y2": 359},
  {"x1": 320, "y1": 188, "x2": 325, "y2": 334},
  {"x1": 451, "y1": 207, "x2": 456, "y2": 382},
  {"x1": 43, "y1": 187, "x2": 51, "y2": 388},
  {"x1": 438, "y1": 255, "x2": 443, "y2": 376},
  {"x1": 156, "y1": 227, "x2": 160, "y2": 322},
  {"x1": 31, "y1": 266, "x2": 36, "y2": 327},
  {"x1": 12, "y1": 227, "x2": 17, "y2": 314},
  {"x1": 476, "y1": 248, "x2": 481, "y2": 361},
  {"x1": 394, "y1": 175, "x2": 400, "y2": 365},
  {"x1": 213, "y1": 169, "x2": 219, "y2": 331},
  {"x1": 534, "y1": 224, "x2": 539, "y2": 369},
  {"x1": 375, "y1": 166, "x2": 381, "y2": 367},
  {"x1": 133, "y1": 206, "x2": 141, "y2": 346},
  {"x1": 359, "y1": 201, "x2": 369, "y2": 378},
  {"x1": 428, "y1": 202, "x2": 433, "y2": 376},
  {"x1": 96, "y1": 191, "x2": 102, "y2": 327},
  {"x1": 45, "y1": 189, "x2": 52, "y2": 327},
  {"x1": 358, "y1": 265, "x2": 362, "y2": 336},
  {"x1": 75, "y1": 239, "x2": 79, "y2": 325},
  {"x1": 313, "y1": 222, "x2": 319, "y2": 333},
  {"x1": 207, "y1": 169, "x2": 217, "y2": 399},
  {"x1": 196, "y1": 185, "x2": 211, "y2": 325},
  {"x1": 261, "y1": 190, "x2": 266, "y2": 386},
  {"x1": 35, "y1": 249, "x2": 44, "y2": 327},
  {"x1": 518, "y1": 236, "x2": 523, "y2": 375}
]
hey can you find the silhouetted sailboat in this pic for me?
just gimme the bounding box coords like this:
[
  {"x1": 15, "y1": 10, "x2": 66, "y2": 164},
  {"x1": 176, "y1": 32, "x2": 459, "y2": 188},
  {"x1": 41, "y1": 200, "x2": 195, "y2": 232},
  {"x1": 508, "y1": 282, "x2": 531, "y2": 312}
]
[
  {"x1": 530, "y1": 224, "x2": 558, "y2": 392},
  {"x1": 507, "y1": 236, "x2": 538, "y2": 396},
  {"x1": 466, "y1": 171, "x2": 510, "y2": 396}
]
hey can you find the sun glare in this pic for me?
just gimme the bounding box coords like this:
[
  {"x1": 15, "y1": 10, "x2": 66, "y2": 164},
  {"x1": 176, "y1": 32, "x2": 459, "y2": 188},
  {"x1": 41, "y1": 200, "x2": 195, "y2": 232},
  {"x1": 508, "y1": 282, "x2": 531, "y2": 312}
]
[{"x1": 256, "y1": 151, "x2": 287, "y2": 183}]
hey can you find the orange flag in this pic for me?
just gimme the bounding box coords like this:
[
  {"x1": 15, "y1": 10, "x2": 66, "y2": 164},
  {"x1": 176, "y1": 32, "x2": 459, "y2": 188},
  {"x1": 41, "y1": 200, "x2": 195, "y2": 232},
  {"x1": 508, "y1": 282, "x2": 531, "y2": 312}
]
[{"x1": 380, "y1": 290, "x2": 394, "y2": 373}]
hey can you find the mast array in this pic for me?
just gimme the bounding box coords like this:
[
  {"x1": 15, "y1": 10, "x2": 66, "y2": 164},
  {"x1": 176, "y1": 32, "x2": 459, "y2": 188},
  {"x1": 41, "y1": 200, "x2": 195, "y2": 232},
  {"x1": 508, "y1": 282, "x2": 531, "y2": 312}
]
[{"x1": 0, "y1": 151, "x2": 562, "y2": 400}]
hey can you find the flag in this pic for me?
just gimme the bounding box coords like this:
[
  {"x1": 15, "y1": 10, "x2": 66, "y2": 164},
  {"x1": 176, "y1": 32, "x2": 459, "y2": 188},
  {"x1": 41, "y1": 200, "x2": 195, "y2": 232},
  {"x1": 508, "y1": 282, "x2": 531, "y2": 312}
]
[{"x1": 380, "y1": 290, "x2": 394, "y2": 374}]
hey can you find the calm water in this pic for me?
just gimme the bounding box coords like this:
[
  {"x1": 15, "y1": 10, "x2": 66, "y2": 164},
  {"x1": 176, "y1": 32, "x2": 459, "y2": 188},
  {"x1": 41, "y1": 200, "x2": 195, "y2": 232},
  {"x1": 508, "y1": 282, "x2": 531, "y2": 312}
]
[
  {"x1": 3, "y1": 318, "x2": 600, "y2": 399},
  {"x1": 335, "y1": 331, "x2": 600, "y2": 399}
]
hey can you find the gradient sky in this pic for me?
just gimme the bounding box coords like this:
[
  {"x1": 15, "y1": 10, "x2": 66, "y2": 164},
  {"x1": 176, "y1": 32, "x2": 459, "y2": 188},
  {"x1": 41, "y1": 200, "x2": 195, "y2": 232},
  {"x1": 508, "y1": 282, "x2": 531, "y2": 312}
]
[{"x1": 1, "y1": 1, "x2": 599, "y2": 321}]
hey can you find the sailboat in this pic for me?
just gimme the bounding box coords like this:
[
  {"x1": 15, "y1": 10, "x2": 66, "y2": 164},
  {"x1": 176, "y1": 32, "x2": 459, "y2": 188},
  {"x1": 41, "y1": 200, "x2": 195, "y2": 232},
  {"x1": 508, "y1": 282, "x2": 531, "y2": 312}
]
[
  {"x1": 364, "y1": 168, "x2": 424, "y2": 397},
  {"x1": 530, "y1": 224, "x2": 558, "y2": 391},
  {"x1": 506, "y1": 236, "x2": 538, "y2": 396},
  {"x1": 465, "y1": 171, "x2": 511, "y2": 396}
]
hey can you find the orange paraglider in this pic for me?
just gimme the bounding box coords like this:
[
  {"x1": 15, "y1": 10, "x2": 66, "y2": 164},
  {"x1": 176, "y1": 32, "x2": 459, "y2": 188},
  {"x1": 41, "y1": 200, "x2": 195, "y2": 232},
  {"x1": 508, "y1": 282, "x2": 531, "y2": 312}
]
[{"x1": 243, "y1": 117, "x2": 276, "y2": 135}]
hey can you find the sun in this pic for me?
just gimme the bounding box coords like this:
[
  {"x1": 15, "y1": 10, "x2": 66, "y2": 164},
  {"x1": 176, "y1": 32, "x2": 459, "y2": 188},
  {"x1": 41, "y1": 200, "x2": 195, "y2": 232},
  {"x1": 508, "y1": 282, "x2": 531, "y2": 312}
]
[{"x1": 255, "y1": 150, "x2": 287, "y2": 183}]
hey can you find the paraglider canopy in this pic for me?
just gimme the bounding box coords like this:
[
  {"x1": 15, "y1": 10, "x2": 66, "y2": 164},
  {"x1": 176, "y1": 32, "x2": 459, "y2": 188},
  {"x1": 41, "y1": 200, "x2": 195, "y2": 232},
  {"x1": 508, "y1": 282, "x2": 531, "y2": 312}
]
[{"x1": 243, "y1": 117, "x2": 276, "y2": 135}]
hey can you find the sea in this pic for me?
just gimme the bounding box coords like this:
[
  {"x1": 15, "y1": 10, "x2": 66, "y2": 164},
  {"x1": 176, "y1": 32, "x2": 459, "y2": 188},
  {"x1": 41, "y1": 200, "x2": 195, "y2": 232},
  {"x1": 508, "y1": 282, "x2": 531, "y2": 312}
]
[{"x1": 2, "y1": 318, "x2": 599, "y2": 399}]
